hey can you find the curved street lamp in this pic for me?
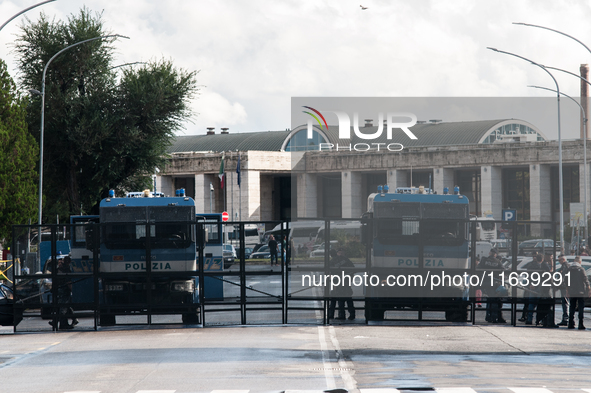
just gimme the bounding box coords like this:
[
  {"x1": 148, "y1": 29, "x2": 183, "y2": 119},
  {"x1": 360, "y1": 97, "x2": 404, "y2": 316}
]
[
  {"x1": 487, "y1": 47, "x2": 565, "y2": 253},
  {"x1": 0, "y1": 0, "x2": 56, "y2": 33},
  {"x1": 514, "y1": 22, "x2": 591, "y2": 243},
  {"x1": 529, "y1": 84, "x2": 588, "y2": 246},
  {"x1": 30, "y1": 34, "x2": 130, "y2": 227},
  {"x1": 539, "y1": 65, "x2": 591, "y2": 242}
]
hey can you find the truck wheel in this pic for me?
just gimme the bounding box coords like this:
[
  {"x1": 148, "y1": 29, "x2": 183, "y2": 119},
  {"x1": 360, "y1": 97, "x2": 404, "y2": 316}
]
[
  {"x1": 365, "y1": 302, "x2": 385, "y2": 321},
  {"x1": 445, "y1": 307, "x2": 468, "y2": 322},
  {"x1": 99, "y1": 313, "x2": 116, "y2": 326},
  {"x1": 182, "y1": 313, "x2": 200, "y2": 324}
]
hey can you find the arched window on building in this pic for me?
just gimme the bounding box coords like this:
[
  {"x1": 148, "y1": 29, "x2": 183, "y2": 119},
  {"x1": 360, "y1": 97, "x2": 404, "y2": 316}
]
[
  {"x1": 481, "y1": 123, "x2": 545, "y2": 144},
  {"x1": 284, "y1": 129, "x2": 328, "y2": 151}
]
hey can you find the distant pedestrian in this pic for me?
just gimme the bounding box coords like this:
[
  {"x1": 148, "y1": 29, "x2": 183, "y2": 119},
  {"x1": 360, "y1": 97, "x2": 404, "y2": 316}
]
[
  {"x1": 268, "y1": 235, "x2": 278, "y2": 266},
  {"x1": 556, "y1": 255, "x2": 570, "y2": 326},
  {"x1": 568, "y1": 256, "x2": 590, "y2": 330},
  {"x1": 328, "y1": 249, "x2": 356, "y2": 321}
]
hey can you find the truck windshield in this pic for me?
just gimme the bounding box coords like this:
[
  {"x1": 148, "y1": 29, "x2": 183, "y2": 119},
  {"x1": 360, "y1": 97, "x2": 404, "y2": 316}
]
[
  {"x1": 101, "y1": 206, "x2": 194, "y2": 249},
  {"x1": 374, "y1": 202, "x2": 467, "y2": 246}
]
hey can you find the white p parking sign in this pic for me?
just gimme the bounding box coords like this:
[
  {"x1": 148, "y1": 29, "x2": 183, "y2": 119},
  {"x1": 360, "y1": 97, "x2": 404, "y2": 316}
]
[{"x1": 503, "y1": 209, "x2": 516, "y2": 221}]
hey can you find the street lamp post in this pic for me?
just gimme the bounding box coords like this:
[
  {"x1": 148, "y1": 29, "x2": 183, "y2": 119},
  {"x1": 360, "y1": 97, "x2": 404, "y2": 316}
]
[
  {"x1": 538, "y1": 65, "x2": 591, "y2": 243},
  {"x1": 487, "y1": 47, "x2": 565, "y2": 253},
  {"x1": 0, "y1": 0, "x2": 56, "y2": 33},
  {"x1": 514, "y1": 22, "x2": 591, "y2": 245},
  {"x1": 30, "y1": 34, "x2": 129, "y2": 227},
  {"x1": 529, "y1": 85, "x2": 587, "y2": 249}
]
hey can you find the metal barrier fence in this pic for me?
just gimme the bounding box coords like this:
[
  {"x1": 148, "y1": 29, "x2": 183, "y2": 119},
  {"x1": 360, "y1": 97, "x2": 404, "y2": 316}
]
[{"x1": 4, "y1": 218, "x2": 570, "y2": 332}]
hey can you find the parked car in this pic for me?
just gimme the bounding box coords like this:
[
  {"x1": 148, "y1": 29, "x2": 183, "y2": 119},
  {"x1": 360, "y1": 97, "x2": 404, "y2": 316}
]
[
  {"x1": 223, "y1": 244, "x2": 237, "y2": 269},
  {"x1": 251, "y1": 245, "x2": 271, "y2": 259},
  {"x1": 235, "y1": 247, "x2": 253, "y2": 259},
  {"x1": 0, "y1": 283, "x2": 23, "y2": 326},
  {"x1": 517, "y1": 239, "x2": 555, "y2": 256},
  {"x1": 250, "y1": 244, "x2": 283, "y2": 259},
  {"x1": 490, "y1": 239, "x2": 511, "y2": 254}
]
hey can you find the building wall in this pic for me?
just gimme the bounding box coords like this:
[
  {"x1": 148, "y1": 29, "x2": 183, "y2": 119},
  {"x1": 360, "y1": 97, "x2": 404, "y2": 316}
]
[{"x1": 162, "y1": 140, "x2": 591, "y2": 224}]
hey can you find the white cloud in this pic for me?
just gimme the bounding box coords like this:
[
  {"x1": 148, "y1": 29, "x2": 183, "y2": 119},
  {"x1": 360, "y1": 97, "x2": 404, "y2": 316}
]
[{"x1": 2, "y1": 0, "x2": 591, "y2": 138}]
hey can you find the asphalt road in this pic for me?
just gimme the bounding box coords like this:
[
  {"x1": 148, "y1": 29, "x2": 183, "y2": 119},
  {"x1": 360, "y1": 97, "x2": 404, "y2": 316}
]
[{"x1": 1, "y1": 320, "x2": 591, "y2": 393}]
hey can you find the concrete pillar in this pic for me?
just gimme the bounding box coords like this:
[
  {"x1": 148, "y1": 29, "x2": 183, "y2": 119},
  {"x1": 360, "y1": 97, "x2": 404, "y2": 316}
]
[
  {"x1": 194, "y1": 173, "x2": 206, "y2": 213},
  {"x1": 297, "y1": 173, "x2": 318, "y2": 218},
  {"x1": 259, "y1": 175, "x2": 273, "y2": 221},
  {"x1": 243, "y1": 170, "x2": 261, "y2": 221},
  {"x1": 529, "y1": 164, "x2": 551, "y2": 222},
  {"x1": 342, "y1": 171, "x2": 363, "y2": 218},
  {"x1": 530, "y1": 164, "x2": 551, "y2": 236},
  {"x1": 433, "y1": 168, "x2": 454, "y2": 195},
  {"x1": 480, "y1": 166, "x2": 502, "y2": 220},
  {"x1": 387, "y1": 170, "x2": 409, "y2": 190},
  {"x1": 158, "y1": 175, "x2": 174, "y2": 197}
]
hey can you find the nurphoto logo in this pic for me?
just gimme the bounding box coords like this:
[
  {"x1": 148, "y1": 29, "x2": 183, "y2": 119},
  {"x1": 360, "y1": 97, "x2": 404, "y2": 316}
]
[{"x1": 302, "y1": 106, "x2": 418, "y2": 152}]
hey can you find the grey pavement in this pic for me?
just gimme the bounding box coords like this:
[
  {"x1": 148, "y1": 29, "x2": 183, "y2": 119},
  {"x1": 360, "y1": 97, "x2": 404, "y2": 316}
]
[{"x1": 1, "y1": 320, "x2": 591, "y2": 393}]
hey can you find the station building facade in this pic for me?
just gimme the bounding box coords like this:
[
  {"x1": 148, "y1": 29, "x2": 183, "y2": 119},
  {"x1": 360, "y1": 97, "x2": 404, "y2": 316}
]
[{"x1": 158, "y1": 119, "x2": 589, "y2": 236}]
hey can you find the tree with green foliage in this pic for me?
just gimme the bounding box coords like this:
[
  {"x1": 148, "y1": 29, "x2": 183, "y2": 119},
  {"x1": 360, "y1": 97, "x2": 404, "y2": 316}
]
[
  {"x1": 14, "y1": 8, "x2": 198, "y2": 221},
  {"x1": 0, "y1": 59, "x2": 38, "y2": 246}
]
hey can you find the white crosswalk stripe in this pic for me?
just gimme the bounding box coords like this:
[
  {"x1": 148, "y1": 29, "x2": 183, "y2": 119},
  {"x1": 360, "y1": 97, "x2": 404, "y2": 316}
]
[
  {"x1": 136, "y1": 391, "x2": 176, "y2": 393},
  {"x1": 58, "y1": 388, "x2": 591, "y2": 393}
]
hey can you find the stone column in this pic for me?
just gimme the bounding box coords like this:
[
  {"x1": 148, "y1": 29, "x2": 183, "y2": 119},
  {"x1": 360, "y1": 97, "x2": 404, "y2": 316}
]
[
  {"x1": 480, "y1": 166, "x2": 502, "y2": 219},
  {"x1": 158, "y1": 175, "x2": 174, "y2": 197},
  {"x1": 530, "y1": 164, "x2": 551, "y2": 237},
  {"x1": 341, "y1": 171, "x2": 363, "y2": 218},
  {"x1": 387, "y1": 169, "x2": 409, "y2": 190},
  {"x1": 243, "y1": 170, "x2": 261, "y2": 221},
  {"x1": 194, "y1": 173, "x2": 206, "y2": 213},
  {"x1": 297, "y1": 173, "x2": 318, "y2": 218},
  {"x1": 433, "y1": 168, "x2": 454, "y2": 195}
]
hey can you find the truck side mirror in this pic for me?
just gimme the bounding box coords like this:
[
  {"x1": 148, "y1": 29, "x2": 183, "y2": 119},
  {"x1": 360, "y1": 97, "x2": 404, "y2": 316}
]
[
  {"x1": 361, "y1": 223, "x2": 369, "y2": 244},
  {"x1": 196, "y1": 224, "x2": 205, "y2": 248},
  {"x1": 85, "y1": 227, "x2": 96, "y2": 252}
]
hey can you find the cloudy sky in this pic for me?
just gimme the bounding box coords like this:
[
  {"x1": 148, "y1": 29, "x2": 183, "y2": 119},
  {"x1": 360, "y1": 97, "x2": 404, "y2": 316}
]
[{"x1": 1, "y1": 0, "x2": 591, "y2": 139}]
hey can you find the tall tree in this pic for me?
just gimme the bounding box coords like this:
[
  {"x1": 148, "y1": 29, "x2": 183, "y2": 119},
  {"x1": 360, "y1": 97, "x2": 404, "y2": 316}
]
[
  {"x1": 0, "y1": 59, "x2": 38, "y2": 246},
  {"x1": 14, "y1": 8, "x2": 198, "y2": 221}
]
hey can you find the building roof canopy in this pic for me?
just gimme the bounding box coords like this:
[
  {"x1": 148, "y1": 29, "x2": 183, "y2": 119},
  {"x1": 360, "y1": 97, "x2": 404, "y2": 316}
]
[{"x1": 168, "y1": 119, "x2": 547, "y2": 154}]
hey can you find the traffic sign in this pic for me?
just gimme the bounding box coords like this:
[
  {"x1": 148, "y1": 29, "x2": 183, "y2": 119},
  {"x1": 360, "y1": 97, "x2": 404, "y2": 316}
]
[
  {"x1": 222, "y1": 211, "x2": 229, "y2": 222},
  {"x1": 503, "y1": 209, "x2": 516, "y2": 221}
]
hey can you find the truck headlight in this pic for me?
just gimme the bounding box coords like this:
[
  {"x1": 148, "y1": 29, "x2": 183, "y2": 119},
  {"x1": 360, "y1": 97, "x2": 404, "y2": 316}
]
[{"x1": 171, "y1": 281, "x2": 194, "y2": 292}]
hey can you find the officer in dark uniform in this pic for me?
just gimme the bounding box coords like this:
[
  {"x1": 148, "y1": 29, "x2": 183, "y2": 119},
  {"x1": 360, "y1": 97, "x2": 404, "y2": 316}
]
[
  {"x1": 328, "y1": 248, "x2": 356, "y2": 321},
  {"x1": 567, "y1": 256, "x2": 590, "y2": 330},
  {"x1": 49, "y1": 256, "x2": 78, "y2": 330},
  {"x1": 477, "y1": 248, "x2": 507, "y2": 323}
]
